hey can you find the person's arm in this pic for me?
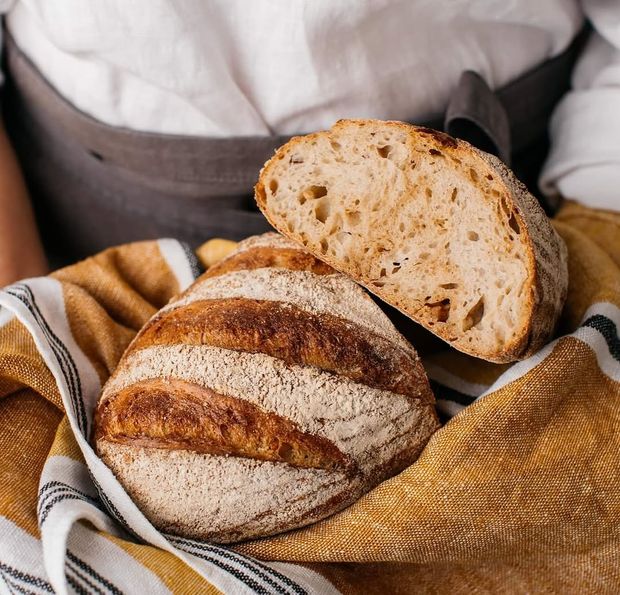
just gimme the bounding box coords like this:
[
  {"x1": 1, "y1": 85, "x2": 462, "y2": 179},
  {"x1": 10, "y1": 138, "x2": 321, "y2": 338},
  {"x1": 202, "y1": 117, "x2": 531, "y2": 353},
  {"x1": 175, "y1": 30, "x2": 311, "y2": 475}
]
[
  {"x1": 0, "y1": 120, "x2": 47, "y2": 286},
  {"x1": 540, "y1": 0, "x2": 620, "y2": 212}
]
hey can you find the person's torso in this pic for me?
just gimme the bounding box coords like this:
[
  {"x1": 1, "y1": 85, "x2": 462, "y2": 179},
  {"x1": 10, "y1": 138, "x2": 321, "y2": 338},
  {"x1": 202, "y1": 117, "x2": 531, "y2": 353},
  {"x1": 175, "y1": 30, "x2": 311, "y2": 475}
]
[{"x1": 5, "y1": 0, "x2": 584, "y2": 137}]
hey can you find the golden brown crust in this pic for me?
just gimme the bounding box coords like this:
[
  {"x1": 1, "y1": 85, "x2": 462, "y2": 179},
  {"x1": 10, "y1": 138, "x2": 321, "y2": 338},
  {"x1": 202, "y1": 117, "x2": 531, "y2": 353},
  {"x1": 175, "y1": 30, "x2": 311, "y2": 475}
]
[
  {"x1": 130, "y1": 298, "x2": 432, "y2": 401},
  {"x1": 475, "y1": 151, "x2": 568, "y2": 361},
  {"x1": 96, "y1": 378, "x2": 352, "y2": 471},
  {"x1": 205, "y1": 246, "x2": 334, "y2": 279},
  {"x1": 94, "y1": 228, "x2": 439, "y2": 544}
]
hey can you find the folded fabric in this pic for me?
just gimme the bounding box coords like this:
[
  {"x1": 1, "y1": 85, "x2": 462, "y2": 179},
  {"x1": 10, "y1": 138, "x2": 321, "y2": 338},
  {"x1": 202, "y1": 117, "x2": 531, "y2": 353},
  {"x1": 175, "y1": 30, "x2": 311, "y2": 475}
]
[{"x1": 0, "y1": 201, "x2": 618, "y2": 594}]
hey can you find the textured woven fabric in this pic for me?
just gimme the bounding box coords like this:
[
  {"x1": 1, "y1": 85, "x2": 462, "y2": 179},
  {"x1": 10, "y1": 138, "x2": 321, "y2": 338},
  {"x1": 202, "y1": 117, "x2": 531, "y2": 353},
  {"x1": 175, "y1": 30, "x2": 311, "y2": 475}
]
[{"x1": 0, "y1": 201, "x2": 618, "y2": 593}]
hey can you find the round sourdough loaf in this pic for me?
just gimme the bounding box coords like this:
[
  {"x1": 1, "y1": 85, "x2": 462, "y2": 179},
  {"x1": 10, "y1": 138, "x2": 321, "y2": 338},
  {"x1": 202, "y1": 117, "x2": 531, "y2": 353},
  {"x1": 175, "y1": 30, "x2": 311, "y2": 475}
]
[{"x1": 94, "y1": 232, "x2": 439, "y2": 544}]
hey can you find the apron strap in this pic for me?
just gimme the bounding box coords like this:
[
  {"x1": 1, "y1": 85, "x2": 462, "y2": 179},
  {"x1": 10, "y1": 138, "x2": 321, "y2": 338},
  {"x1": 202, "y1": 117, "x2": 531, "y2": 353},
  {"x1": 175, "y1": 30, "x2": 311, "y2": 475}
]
[
  {"x1": 2, "y1": 24, "x2": 587, "y2": 261},
  {"x1": 445, "y1": 70, "x2": 512, "y2": 166}
]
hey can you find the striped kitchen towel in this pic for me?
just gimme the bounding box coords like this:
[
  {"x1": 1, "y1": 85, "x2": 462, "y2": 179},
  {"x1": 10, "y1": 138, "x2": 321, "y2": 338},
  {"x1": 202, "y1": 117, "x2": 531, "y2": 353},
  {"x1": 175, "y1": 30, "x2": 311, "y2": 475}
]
[{"x1": 0, "y1": 200, "x2": 619, "y2": 594}]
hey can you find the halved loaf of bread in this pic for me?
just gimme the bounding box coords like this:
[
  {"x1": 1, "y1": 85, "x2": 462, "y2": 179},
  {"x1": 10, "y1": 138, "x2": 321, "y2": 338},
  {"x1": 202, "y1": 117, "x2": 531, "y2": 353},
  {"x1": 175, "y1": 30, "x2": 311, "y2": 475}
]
[
  {"x1": 94, "y1": 232, "x2": 438, "y2": 543},
  {"x1": 255, "y1": 119, "x2": 568, "y2": 363}
]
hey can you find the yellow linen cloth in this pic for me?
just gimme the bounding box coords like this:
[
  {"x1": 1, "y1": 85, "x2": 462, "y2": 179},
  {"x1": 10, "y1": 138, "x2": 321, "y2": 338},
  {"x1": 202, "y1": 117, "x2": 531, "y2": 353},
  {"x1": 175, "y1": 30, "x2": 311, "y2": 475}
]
[{"x1": 0, "y1": 201, "x2": 618, "y2": 593}]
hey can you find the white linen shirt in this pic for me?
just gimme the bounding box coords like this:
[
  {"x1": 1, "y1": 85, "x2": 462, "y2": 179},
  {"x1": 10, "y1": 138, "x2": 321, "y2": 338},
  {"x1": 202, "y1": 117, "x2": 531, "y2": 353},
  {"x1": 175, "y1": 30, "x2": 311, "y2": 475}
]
[
  {"x1": 539, "y1": 0, "x2": 620, "y2": 211},
  {"x1": 0, "y1": 0, "x2": 617, "y2": 211}
]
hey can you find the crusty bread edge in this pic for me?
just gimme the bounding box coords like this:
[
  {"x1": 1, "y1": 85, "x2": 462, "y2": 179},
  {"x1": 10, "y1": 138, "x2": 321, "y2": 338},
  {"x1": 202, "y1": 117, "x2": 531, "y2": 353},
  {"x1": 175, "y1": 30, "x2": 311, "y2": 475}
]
[{"x1": 476, "y1": 151, "x2": 568, "y2": 361}]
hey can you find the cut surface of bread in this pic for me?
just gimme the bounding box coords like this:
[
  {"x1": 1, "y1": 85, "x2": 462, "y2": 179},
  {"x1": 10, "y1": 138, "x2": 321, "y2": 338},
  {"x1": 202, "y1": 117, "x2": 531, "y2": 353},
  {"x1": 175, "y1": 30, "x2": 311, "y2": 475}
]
[{"x1": 256, "y1": 119, "x2": 568, "y2": 362}]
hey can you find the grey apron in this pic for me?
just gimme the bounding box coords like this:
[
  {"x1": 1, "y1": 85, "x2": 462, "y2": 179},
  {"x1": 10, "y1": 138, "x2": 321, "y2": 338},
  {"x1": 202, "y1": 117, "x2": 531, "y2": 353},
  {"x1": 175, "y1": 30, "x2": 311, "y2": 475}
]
[{"x1": 2, "y1": 28, "x2": 585, "y2": 266}]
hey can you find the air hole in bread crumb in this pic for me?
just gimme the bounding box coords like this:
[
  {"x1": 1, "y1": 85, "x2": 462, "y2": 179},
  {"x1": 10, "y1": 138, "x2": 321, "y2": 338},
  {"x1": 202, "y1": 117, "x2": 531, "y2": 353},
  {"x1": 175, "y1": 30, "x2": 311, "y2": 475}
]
[
  {"x1": 440, "y1": 283, "x2": 458, "y2": 289},
  {"x1": 420, "y1": 252, "x2": 430, "y2": 260},
  {"x1": 371, "y1": 280, "x2": 386, "y2": 287},
  {"x1": 219, "y1": 424, "x2": 229, "y2": 437},
  {"x1": 469, "y1": 168, "x2": 479, "y2": 182},
  {"x1": 269, "y1": 179, "x2": 278, "y2": 193},
  {"x1": 303, "y1": 185, "x2": 328, "y2": 200},
  {"x1": 319, "y1": 239, "x2": 328, "y2": 254},
  {"x1": 379, "y1": 268, "x2": 387, "y2": 278},
  {"x1": 278, "y1": 442, "x2": 293, "y2": 461},
  {"x1": 425, "y1": 298, "x2": 451, "y2": 322},
  {"x1": 392, "y1": 265, "x2": 401, "y2": 274},
  {"x1": 399, "y1": 222, "x2": 406, "y2": 232},
  {"x1": 429, "y1": 148, "x2": 443, "y2": 157},
  {"x1": 451, "y1": 188, "x2": 458, "y2": 202},
  {"x1": 463, "y1": 296, "x2": 485, "y2": 331},
  {"x1": 508, "y1": 212, "x2": 521, "y2": 234},
  {"x1": 467, "y1": 231, "x2": 479, "y2": 241},
  {"x1": 377, "y1": 145, "x2": 392, "y2": 158},
  {"x1": 486, "y1": 174, "x2": 493, "y2": 180},
  {"x1": 425, "y1": 188, "x2": 433, "y2": 198},
  {"x1": 346, "y1": 210, "x2": 361, "y2": 226},
  {"x1": 290, "y1": 155, "x2": 304, "y2": 164},
  {"x1": 410, "y1": 160, "x2": 417, "y2": 170},
  {"x1": 314, "y1": 201, "x2": 330, "y2": 224}
]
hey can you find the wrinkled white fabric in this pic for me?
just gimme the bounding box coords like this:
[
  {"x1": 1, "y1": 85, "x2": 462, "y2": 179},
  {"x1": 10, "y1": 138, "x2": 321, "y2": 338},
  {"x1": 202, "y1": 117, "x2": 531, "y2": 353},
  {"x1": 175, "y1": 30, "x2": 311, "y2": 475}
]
[
  {"x1": 2, "y1": 0, "x2": 618, "y2": 212},
  {"x1": 2, "y1": 0, "x2": 582, "y2": 137},
  {"x1": 541, "y1": 0, "x2": 620, "y2": 211}
]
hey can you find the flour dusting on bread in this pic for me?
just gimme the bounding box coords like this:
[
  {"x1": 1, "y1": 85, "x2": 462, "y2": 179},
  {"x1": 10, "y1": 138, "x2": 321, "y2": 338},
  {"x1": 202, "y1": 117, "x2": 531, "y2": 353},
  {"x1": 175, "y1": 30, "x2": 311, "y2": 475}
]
[{"x1": 95, "y1": 231, "x2": 438, "y2": 543}]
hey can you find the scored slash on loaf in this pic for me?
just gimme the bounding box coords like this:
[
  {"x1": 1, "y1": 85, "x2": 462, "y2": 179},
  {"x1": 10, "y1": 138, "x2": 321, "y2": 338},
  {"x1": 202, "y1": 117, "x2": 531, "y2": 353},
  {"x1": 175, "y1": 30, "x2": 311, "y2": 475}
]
[{"x1": 94, "y1": 232, "x2": 439, "y2": 544}]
